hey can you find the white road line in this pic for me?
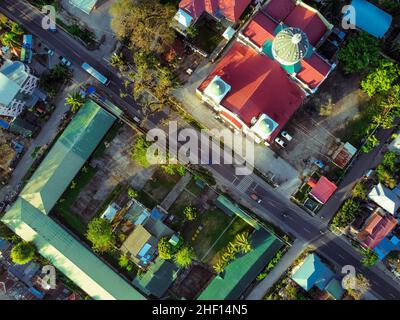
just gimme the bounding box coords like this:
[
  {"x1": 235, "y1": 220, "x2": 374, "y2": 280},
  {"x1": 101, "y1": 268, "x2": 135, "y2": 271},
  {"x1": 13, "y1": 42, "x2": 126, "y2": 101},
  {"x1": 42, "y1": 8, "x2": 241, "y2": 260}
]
[{"x1": 303, "y1": 227, "x2": 312, "y2": 234}]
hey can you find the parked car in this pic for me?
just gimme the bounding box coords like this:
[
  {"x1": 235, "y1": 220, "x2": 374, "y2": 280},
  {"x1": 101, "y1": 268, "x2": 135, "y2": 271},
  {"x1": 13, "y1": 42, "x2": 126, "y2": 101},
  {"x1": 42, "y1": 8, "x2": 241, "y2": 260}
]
[
  {"x1": 44, "y1": 47, "x2": 54, "y2": 56},
  {"x1": 280, "y1": 131, "x2": 293, "y2": 141},
  {"x1": 314, "y1": 159, "x2": 325, "y2": 169},
  {"x1": 59, "y1": 55, "x2": 72, "y2": 67},
  {"x1": 364, "y1": 169, "x2": 374, "y2": 179},
  {"x1": 251, "y1": 193, "x2": 262, "y2": 203},
  {"x1": 274, "y1": 137, "x2": 286, "y2": 148}
]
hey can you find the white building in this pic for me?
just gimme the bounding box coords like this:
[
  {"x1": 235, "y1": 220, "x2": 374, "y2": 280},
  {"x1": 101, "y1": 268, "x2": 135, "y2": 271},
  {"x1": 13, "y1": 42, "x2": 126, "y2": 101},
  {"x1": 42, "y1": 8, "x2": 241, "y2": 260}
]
[{"x1": 0, "y1": 60, "x2": 38, "y2": 118}]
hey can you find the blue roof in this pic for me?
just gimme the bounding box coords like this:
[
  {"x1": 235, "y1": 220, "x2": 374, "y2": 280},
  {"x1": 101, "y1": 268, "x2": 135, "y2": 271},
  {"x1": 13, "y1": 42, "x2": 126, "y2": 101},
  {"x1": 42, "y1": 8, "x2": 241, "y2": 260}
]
[
  {"x1": 349, "y1": 0, "x2": 392, "y2": 38},
  {"x1": 291, "y1": 253, "x2": 334, "y2": 291},
  {"x1": 374, "y1": 235, "x2": 400, "y2": 260},
  {"x1": 150, "y1": 207, "x2": 161, "y2": 220}
]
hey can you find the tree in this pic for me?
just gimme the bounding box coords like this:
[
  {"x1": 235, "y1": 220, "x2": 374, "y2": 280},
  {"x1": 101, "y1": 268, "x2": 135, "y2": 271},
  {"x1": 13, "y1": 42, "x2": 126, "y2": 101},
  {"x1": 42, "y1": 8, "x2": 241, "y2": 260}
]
[
  {"x1": 361, "y1": 60, "x2": 400, "y2": 97},
  {"x1": 338, "y1": 32, "x2": 381, "y2": 74},
  {"x1": 10, "y1": 241, "x2": 36, "y2": 265},
  {"x1": 331, "y1": 199, "x2": 360, "y2": 228},
  {"x1": 127, "y1": 187, "x2": 138, "y2": 199},
  {"x1": 174, "y1": 247, "x2": 194, "y2": 268},
  {"x1": 234, "y1": 232, "x2": 252, "y2": 254},
  {"x1": 382, "y1": 151, "x2": 397, "y2": 173},
  {"x1": 375, "y1": 164, "x2": 397, "y2": 189},
  {"x1": 118, "y1": 254, "x2": 129, "y2": 268},
  {"x1": 131, "y1": 135, "x2": 152, "y2": 168},
  {"x1": 213, "y1": 260, "x2": 225, "y2": 274},
  {"x1": 110, "y1": 0, "x2": 176, "y2": 54},
  {"x1": 183, "y1": 205, "x2": 197, "y2": 221},
  {"x1": 361, "y1": 134, "x2": 379, "y2": 153},
  {"x1": 343, "y1": 273, "x2": 371, "y2": 300},
  {"x1": 361, "y1": 249, "x2": 378, "y2": 267},
  {"x1": 351, "y1": 182, "x2": 368, "y2": 200},
  {"x1": 65, "y1": 92, "x2": 86, "y2": 113},
  {"x1": 386, "y1": 250, "x2": 400, "y2": 273},
  {"x1": 86, "y1": 218, "x2": 115, "y2": 253},
  {"x1": 158, "y1": 237, "x2": 174, "y2": 260}
]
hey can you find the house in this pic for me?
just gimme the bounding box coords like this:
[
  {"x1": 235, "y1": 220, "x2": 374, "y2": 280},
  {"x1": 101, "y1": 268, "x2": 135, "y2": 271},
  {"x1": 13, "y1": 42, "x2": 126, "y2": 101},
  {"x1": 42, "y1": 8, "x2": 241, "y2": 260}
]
[
  {"x1": 331, "y1": 142, "x2": 357, "y2": 169},
  {"x1": 347, "y1": 0, "x2": 392, "y2": 38},
  {"x1": 174, "y1": 0, "x2": 253, "y2": 32},
  {"x1": 291, "y1": 253, "x2": 344, "y2": 300},
  {"x1": 388, "y1": 130, "x2": 400, "y2": 154},
  {"x1": 309, "y1": 176, "x2": 337, "y2": 205},
  {"x1": 0, "y1": 60, "x2": 38, "y2": 117},
  {"x1": 68, "y1": 0, "x2": 98, "y2": 15},
  {"x1": 1, "y1": 100, "x2": 146, "y2": 300},
  {"x1": 374, "y1": 235, "x2": 400, "y2": 261},
  {"x1": 197, "y1": 0, "x2": 336, "y2": 144},
  {"x1": 198, "y1": 228, "x2": 283, "y2": 300},
  {"x1": 368, "y1": 183, "x2": 400, "y2": 215},
  {"x1": 101, "y1": 202, "x2": 120, "y2": 222},
  {"x1": 357, "y1": 210, "x2": 397, "y2": 249},
  {"x1": 120, "y1": 225, "x2": 158, "y2": 269}
]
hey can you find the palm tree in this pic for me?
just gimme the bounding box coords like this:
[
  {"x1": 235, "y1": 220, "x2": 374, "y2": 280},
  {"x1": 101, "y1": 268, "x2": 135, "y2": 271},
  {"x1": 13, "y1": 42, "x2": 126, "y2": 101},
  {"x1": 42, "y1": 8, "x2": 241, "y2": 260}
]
[
  {"x1": 65, "y1": 92, "x2": 86, "y2": 113},
  {"x1": 234, "y1": 232, "x2": 252, "y2": 254},
  {"x1": 213, "y1": 260, "x2": 225, "y2": 274}
]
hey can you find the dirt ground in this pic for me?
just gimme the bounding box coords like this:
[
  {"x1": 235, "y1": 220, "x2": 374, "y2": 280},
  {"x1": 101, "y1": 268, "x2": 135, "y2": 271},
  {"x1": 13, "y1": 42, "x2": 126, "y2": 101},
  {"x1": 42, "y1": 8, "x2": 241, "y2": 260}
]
[
  {"x1": 171, "y1": 263, "x2": 215, "y2": 300},
  {"x1": 70, "y1": 125, "x2": 155, "y2": 222},
  {"x1": 274, "y1": 69, "x2": 370, "y2": 175}
]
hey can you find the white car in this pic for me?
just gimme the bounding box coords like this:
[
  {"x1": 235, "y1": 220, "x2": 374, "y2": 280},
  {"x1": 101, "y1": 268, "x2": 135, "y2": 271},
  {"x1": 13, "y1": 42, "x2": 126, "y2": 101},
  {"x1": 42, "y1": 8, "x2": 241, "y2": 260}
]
[
  {"x1": 281, "y1": 131, "x2": 293, "y2": 141},
  {"x1": 59, "y1": 55, "x2": 72, "y2": 67},
  {"x1": 275, "y1": 137, "x2": 286, "y2": 148}
]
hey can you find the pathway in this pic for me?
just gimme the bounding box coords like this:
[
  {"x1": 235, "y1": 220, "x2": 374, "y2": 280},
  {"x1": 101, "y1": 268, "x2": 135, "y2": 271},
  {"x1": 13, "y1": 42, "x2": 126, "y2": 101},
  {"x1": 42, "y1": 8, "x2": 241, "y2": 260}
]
[{"x1": 160, "y1": 172, "x2": 192, "y2": 210}]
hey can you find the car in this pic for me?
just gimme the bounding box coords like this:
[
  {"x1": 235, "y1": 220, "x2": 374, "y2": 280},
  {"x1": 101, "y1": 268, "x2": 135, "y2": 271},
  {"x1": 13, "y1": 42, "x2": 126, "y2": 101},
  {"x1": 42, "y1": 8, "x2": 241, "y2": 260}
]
[
  {"x1": 274, "y1": 137, "x2": 286, "y2": 148},
  {"x1": 58, "y1": 55, "x2": 72, "y2": 67},
  {"x1": 364, "y1": 169, "x2": 374, "y2": 179},
  {"x1": 44, "y1": 47, "x2": 54, "y2": 56},
  {"x1": 250, "y1": 193, "x2": 262, "y2": 203},
  {"x1": 280, "y1": 131, "x2": 293, "y2": 141},
  {"x1": 314, "y1": 159, "x2": 325, "y2": 169}
]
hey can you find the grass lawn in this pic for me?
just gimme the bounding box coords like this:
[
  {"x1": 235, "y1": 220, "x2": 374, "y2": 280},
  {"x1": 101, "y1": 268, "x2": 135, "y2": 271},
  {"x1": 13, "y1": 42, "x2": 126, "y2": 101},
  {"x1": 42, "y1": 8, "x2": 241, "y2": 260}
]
[
  {"x1": 185, "y1": 177, "x2": 204, "y2": 197},
  {"x1": 143, "y1": 167, "x2": 181, "y2": 203},
  {"x1": 203, "y1": 216, "x2": 254, "y2": 266},
  {"x1": 52, "y1": 166, "x2": 97, "y2": 237}
]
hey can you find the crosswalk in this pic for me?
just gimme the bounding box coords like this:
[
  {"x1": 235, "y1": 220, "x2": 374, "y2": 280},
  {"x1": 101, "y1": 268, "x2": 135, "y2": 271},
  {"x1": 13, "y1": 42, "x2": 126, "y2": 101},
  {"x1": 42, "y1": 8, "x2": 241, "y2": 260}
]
[{"x1": 235, "y1": 175, "x2": 254, "y2": 193}]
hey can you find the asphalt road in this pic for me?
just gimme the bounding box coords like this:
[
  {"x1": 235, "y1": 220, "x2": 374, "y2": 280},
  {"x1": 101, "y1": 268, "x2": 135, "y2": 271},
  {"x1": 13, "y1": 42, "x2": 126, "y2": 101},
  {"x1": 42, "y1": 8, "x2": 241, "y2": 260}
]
[{"x1": 2, "y1": 0, "x2": 400, "y2": 299}]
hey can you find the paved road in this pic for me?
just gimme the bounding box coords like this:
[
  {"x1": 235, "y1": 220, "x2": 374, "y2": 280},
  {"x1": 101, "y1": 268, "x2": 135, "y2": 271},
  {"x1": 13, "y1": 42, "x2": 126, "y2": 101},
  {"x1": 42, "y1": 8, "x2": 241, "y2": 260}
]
[{"x1": 2, "y1": 0, "x2": 400, "y2": 299}]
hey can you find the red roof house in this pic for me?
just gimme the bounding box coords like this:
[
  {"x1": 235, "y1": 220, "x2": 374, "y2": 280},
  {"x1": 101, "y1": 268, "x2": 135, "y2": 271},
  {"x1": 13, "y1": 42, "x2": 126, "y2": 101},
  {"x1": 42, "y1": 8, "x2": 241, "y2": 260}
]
[
  {"x1": 179, "y1": 0, "x2": 253, "y2": 22},
  {"x1": 198, "y1": 41, "x2": 305, "y2": 142},
  {"x1": 262, "y1": 0, "x2": 296, "y2": 22},
  {"x1": 358, "y1": 211, "x2": 398, "y2": 249},
  {"x1": 242, "y1": 11, "x2": 277, "y2": 48},
  {"x1": 309, "y1": 176, "x2": 337, "y2": 204}
]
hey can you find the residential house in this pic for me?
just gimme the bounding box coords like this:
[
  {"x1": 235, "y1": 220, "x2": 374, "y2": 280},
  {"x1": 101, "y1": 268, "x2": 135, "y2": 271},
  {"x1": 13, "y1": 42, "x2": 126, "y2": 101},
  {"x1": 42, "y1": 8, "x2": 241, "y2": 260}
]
[
  {"x1": 331, "y1": 142, "x2": 357, "y2": 169},
  {"x1": 101, "y1": 202, "x2": 121, "y2": 222},
  {"x1": 1, "y1": 100, "x2": 146, "y2": 300},
  {"x1": 308, "y1": 176, "x2": 337, "y2": 205},
  {"x1": 197, "y1": 0, "x2": 335, "y2": 144},
  {"x1": 357, "y1": 209, "x2": 397, "y2": 249},
  {"x1": 346, "y1": 0, "x2": 392, "y2": 38},
  {"x1": 174, "y1": 0, "x2": 253, "y2": 33},
  {"x1": 291, "y1": 253, "x2": 344, "y2": 300},
  {"x1": 0, "y1": 60, "x2": 38, "y2": 117},
  {"x1": 374, "y1": 235, "x2": 400, "y2": 261},
  {"x1": 368, "y1": 183, "x2": 400, "y2": 215}
]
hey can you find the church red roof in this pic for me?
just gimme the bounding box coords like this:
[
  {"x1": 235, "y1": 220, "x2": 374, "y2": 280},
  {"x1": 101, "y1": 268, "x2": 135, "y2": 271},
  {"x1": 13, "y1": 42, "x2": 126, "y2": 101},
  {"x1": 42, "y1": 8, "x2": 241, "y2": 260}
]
[{"x1": 198, "y1": 41, "x2": 304, "y2": 141}]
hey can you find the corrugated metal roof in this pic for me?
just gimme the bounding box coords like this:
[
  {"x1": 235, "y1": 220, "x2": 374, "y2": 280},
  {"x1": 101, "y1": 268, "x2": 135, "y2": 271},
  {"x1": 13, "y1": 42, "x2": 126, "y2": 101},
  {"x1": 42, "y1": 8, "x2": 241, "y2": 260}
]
[
  {"x1": 1, "y1": 100, "x2": 146, "y2": 300},
  {"x1": 68, "y1": 0, "x2": 97, "y2": 14},
  {"x1": 20, "y1": 99, "x2": 115, "y2": 215}
]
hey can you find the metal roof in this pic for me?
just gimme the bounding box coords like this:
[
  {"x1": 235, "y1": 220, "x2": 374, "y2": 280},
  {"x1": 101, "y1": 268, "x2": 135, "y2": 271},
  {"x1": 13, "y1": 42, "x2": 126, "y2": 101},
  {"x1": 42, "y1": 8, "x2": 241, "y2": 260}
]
[{"x1": 68, "y1": 0, "x2": 98, "y2": 14}]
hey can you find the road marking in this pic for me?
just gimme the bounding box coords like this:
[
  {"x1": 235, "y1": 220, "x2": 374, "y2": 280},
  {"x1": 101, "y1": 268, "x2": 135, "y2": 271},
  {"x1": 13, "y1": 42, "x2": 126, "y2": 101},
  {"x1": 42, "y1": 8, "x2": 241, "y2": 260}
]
[
  {"x1": 303, "y1": 227, "x2": 312, "y2": 234},
  {"x1": 389, "y1": 293, "x2": 396, "y2": 299}
]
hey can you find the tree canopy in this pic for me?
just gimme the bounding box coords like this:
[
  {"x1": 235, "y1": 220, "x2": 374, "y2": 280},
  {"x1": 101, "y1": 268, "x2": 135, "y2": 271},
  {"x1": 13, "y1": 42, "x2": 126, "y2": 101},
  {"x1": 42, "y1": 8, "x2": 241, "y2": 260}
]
[
  {"x1": 10, "y1": 241, "x2": 36, "y2": 265},
  {"x1": 110, "y1": 0, "x2": 176, "y2": 54},
  {"x1": 86, "y1": 218, "x2": 115, "y2": 253},
  {"x1": 174, "y1": 246, "x2": 195, "y2": 268},
  {"x1": 331, "y1": 198, "x2": 360, "y2": 228},
  {"x1": 338, "y1": 32, "x2": 381, "y2": 74}
]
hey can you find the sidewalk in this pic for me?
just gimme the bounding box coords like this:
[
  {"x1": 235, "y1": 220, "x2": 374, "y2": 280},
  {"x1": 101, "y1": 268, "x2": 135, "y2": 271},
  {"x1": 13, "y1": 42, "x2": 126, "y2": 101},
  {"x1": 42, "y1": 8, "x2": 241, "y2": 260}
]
[
  {"x1": 160, "y1": 172, "x2": 192, "y2": 210},
  {"x1": 246, "y1": 239, "x2": 307, "y2": 300}
]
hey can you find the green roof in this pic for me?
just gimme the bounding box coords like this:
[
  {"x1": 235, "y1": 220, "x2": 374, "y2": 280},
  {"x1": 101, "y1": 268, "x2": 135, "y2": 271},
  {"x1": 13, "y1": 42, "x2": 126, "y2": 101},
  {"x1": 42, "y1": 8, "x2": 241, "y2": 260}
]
[
  {"x1": 2, "y1": 100, "x2": 146, "y2": 300},
  {"x1": 325, "y1": 278, "x2": 344, "y2": 300},
  {"x1": 216, "y1": 195, "x2": 260, "y2": 230},
  {"x1": 198, "y1": 229, "x2": 283, "y2": 300},
  {"x1": 68, "y1": 0, "x2": 98, "y2": 14},
  {"x1": 133, "y1": 258, "x2": 179, "y2": 298},
  {"x1": 2, "y1": 198, "x2": 145, "y2": 300},
  {"x1": 20, "y1": 100, "x2": 115, "y2": 215}
]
